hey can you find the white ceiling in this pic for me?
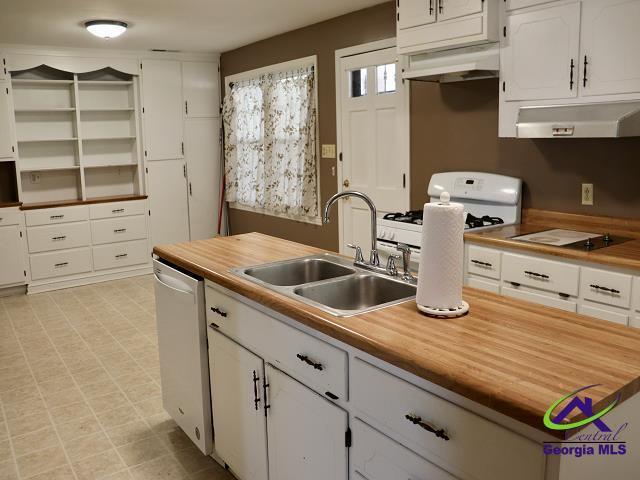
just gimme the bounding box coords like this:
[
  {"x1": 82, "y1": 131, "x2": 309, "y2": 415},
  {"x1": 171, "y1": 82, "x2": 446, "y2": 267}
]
[{"x1": 0, "y1": 0, "x2": 388, "y2": 53}]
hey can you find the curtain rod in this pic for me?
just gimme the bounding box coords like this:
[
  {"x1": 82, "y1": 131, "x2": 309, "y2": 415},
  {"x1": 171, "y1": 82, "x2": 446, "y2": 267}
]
[{"x1": 228, "y1": 64, "x2": 314, "y2": 88}]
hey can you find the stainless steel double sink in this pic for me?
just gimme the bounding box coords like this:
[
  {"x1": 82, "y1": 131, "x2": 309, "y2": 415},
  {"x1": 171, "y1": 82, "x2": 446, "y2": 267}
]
[{"x1": 231, "y1": 254, "x2": 416, "y2": 317}]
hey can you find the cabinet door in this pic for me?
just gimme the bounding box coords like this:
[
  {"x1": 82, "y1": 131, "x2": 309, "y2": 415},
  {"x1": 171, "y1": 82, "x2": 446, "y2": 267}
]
[
  {"x1": 182, "y1": 62, "x2": 220, "y2": 118},
  {"x1": 398, "y1": 0, "x2": 437, "y2": 30},
  {"x1": 504, "y1": 3, "x2": 581, "y2": 101},
  {"x1": 265, "y1": 364, "x2": 348, "y2": 480},
  {"x1": 0, "y1": 225, "x2": 25, "y2": 286},
  {"x1": 581, "y1": 0, "x2": 640, "y2": 96},
  {"x1": 185, "y1": 117, "x2": 221, "y2": 240},
  {"x1": 147, "y1": 159, "x2": 190, "y2": 246},
  {"x1": 0, "y1": 84, "x2": 14, "y2": 158},
  {"x1": 0, "y1": 54, "x2": 6, "y2": 81},
  {"x1": 141, "y1": 59, "x2": 184, "y2": 160},
  {"x1": 439, "y1": 0, "x2": 484, "y2": 22},
  {"x1": 208, "y1": 329, "x2": 269, "y2": 480}
]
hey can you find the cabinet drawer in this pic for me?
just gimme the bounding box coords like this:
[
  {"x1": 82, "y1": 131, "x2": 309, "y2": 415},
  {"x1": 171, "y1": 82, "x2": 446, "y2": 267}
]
[
  {"x1": 467, "y1": 245, "x2": 501, "y2": 280},
  {"x1": 206, "y1": 285, "x2": 348, "y2": 400},
  {"x1": 502, "y1": 252, "x2": 579, "y2": 296},
  {"x1": 90, "y1": 200, "x2": 146, "y2": 219},
  {"x1": 502, "y1": 286, "x2": 577, "y2": 313},
  {"x1": 25, "y1": 206, "x2": 89, "y2": 227},
  {"x1": 466, "y1": 276, "x2": 500, "y2": 294},
  {"x1": 632, "y1": 316, "x2": 640, "y2": 329},
  {"x1": 351, "y1": 358, "x2": 544, "y2": 480},
  {"x1": 92, "y1": 240, "x2": 149, "y2": 271},
  {"x1": 352, "y1": 419, "x2": 456, "y2": 480},
  {"x1": 91, "y1": 216, "x2": 147, "y2": 245},
  {"x1": 27, "y1": 222, "x2": 91, "y2": 254},
  {"x1": 580, "y1": 267, "x2": 632, "y2": 309},
  {"x1": 578, "y1": 304, "x2": 629, "y2": 326},
  {"x1": 398, "y1": 15, "x2": 485, "y2": 53},
  {"x1": 0, "y1": 210, "x2": 22, "y2": 226},
  {"x1": 30, "y1": 248, "x2": 92, "y2": 281},
  {"x1": 632, "y1": 277, "x2": 640, "y2": 312},
  {"x1": 506, "y1": 0, "x2": 555, "y2": 11}
]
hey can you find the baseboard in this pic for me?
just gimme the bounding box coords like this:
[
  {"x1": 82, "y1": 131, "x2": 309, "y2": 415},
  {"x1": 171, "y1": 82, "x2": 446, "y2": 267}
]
[
  {"x1": 0, "y1": 285, "x2": 27, "y2": 298},
  {"x1": 27, "y1": 267, "x2": 153, "y2": 294}
]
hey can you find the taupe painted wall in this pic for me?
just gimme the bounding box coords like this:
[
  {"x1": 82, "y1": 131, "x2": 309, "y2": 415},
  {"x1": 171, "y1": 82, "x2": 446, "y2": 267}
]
[{"x1": 221, "y1": 1, "x2": 640, "y2": 251}]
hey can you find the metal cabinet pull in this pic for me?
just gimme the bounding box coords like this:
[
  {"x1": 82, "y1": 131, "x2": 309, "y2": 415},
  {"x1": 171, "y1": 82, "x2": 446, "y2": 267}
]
[
  {"x1": 429, "y1": 0, "x2": 434, "y2": 15},
  {"x1": 569, "y1": 58, "x2": 575, "y2": 90},
  {"x1": 524, "y1": 270, "x2": 550, "y2": 280},
  {"x1": 438, "y1": 0, "x2": 443, "y2": 14},
  {"x1": 112, "y1": 208, "x2": 125, "y2": 214},
  {"x1": 50, "y1": 215, "x2": 64, "y2": 220},
  {"x1": 54, "y1": 262, "x2": 69, "y2": 268},
  {"x1": 583, "y1": 55, "x2": 589, "y2": 88},
  {"x1": 208, "y1": 322, "x2": 219, "y2": 330},
  {"x1": 252, "y1": 370, "x2": 261, "y2": 411},
  {"x1": 115, "y1": 253, "x2": 128, "y2": 259},
  {"x1": 210, "y1": 306, "x2": 228, "y2": 318},
  {"x1": 471, "y1": 259, "x2": 492, "y2": 268},
  {"x1": 296, "y1": 353, "x2": 324, "y2": 371},
  {"x1": 405, "y1": 414, "x2": 449, "y2": 441},
  {"x1": 51, "y1": 236, "x2": 67, "y2": 241},
  {"x1": 113, "y1": 228, "x2": 127, "y2": 234},
  {"x1": 590, "y1": 284, "x2": 621, "y2": 295},
  {"x1": 263, "y1": 379, "x2": 271, "y2": 416}
]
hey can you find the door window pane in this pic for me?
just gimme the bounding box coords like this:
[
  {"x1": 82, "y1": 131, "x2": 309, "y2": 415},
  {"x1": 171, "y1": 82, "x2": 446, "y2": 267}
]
[
  {"x1": 376, "y1": 63, "x2": 396, "y2": 94},
  {"x1": 349, "y1": 68, "x2": 367, "y2": 98}
]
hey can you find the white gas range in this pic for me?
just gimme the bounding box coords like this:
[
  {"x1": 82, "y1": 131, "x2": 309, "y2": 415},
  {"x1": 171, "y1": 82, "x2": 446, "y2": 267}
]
[{"x1": 376, "y1": 172, "x2": 522, "y2": 268}]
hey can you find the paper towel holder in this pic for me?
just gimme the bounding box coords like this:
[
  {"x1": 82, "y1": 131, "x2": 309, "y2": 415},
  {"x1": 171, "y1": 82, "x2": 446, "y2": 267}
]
[{"x1": 417, "y1": 301, "x2": 469, "y2": 318}]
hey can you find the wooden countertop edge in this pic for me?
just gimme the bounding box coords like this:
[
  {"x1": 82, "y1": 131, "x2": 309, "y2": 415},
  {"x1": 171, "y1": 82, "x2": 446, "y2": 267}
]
[
  {"x1": 153, "y1": 240, "x2": 640, "y2": 439},
  {"x1": 0, "y1": 201, "x2": 22, "y2": 209},
  {"x1": 20, "y1": 195, "x2": 148, "y2": 210}
]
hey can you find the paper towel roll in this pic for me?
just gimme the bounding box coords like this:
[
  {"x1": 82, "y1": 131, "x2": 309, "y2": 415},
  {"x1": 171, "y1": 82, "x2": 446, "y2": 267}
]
[{"x1": 416, "y1": 192, "x2": 468, "y2": 317}]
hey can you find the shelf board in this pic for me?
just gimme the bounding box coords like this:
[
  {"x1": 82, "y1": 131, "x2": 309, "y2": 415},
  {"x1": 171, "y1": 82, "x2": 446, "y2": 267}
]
[
  {"x1": 0, "y1": 158, "x2": 16, "y2": 163},
  {"x1": 0, "y1": 202, "x2": 22, "y2": 209},
  {"x1": 78, "y1": 80, "x2": 133, "y2": 86},
  {"x1": 15, "y1": 108, "x2": 76, "y2": 113},
  {"x1": 82, "y1": 136, "x2": 136, "y2": 141},
  {"x1": 12, "y1": 79, "x2": 74, "y2": 85},
  {"x1": 20, "y1": 166, "x2": 80, "y2": 173},
  {"x1": 80, "y1": 108, "x2": 135, "y2": 113},
  {"x1": 17, "y1": 138, "x2": 78, "y2": 143},
  {"x1": 84, "y1": 163, "x2": 138, "y2": 169},
  {"x1": 21, "y1": 194, "x2": 147, "y2": 211}
]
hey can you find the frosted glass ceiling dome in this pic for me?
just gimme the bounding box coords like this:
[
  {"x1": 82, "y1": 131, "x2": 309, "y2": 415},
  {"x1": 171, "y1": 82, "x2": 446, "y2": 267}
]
[{"x1": 85, "y1": 20, "x2": 128, "y2": 39}]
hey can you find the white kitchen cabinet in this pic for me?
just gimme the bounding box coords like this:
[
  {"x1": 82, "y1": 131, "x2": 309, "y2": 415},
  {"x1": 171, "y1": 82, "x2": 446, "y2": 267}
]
[
  {"x1": 141, "y1": 59, "x2": 184, "y2": 161},
  {"x1": 439, "y1": 0, "x2": 484, "y2": 21},
  {"x1": 506, "y1": 0, "x2": 556, "y2": 11},
  {"x1": 578, "y1": 303, "x2": 630, "y2": 326},
  {"x1": 633, "y1": 277, "x2": 640, "y2": 312},
  {"x1": 0, "y1": 83, "x2": 14, "y2": 158},
  {"x1": 147, "y1": 159, "x2": 190, "y2": 246},
  {"x1": 185, "y1": 117, "x2": 221, "y2": 240},
  {"x1": 580, "y1": 0, "x2": 640, "y2": 97},
  {"x1": 207, "y1": 328, "x2": 269, "y2": 480},
  {"x1": 0, "y1": 54, "x2": 6, "y2": 81},
  {"x1": 182, "y1": 62, "x2": 220, "y2": 118},
  {"x1": 503, "y1": 2, "x2": 581, "y2": 101},
  {"x1": 398, "y1": 0, "x2": 437, "y2": 30},
  {"x1": 502, "y1": 285, "x2": 578, "y2": 313},
  {"x1": 0, "y1": 224, "x2": 25, "y2": 286},
  {"x1": 466, "y1": 276, "x2": 501, "y2": 293},
  {"x1": 265, "y1": 364, "x2": 348, "y2": 480}
]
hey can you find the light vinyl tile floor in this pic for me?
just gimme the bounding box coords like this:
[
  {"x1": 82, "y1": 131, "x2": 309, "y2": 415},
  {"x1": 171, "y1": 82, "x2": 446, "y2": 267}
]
[{"x1": 0, "y1": 275, "x2": 233, "y2": 480}]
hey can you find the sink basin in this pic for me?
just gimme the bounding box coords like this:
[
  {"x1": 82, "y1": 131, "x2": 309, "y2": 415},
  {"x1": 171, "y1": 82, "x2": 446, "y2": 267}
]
[
  {"x1": 294, "y1": 274, "x2": 416, "y2": 313},
  {"x1": 242, "y1": 257, "x2": 355, "y2": 287}
]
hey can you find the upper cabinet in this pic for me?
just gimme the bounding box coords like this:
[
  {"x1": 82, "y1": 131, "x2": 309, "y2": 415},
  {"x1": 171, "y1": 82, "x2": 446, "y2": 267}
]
[
  {"x1": 397, "y1": 0, "x2": 499, "y2": 54},
  {"x1": 182, "y1": 61, "x2": 220, "y2": 118},
  {"x1": 503, "y1": 2, "x2": 581, "y2": 101},
  {"x1": 0, "y1": 83, "x2": 14, "y2": 159},
  {"x1": 580, "y1": 0, "x2": 640, "y2": 97},
  {"x1": 0, "y1": 54, "x2": 6, "y2": 81},
  {"x1": 141, "y1": 59, "x2": 184, "y2": 160}
]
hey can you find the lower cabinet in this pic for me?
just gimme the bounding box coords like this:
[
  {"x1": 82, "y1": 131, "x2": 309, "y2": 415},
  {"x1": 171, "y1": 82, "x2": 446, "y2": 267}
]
[
  {"x1": 207, "y1": 322, "x2": 349, "y2": 480},
  {"x1": 0, "y1": 224, "x2": 25, "y2": 286}
]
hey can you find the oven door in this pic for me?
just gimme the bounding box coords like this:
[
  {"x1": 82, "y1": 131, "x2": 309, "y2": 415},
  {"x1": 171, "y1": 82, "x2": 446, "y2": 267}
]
[{"x1": 377, "y1": 240, "x2": 421, "y2": 272}]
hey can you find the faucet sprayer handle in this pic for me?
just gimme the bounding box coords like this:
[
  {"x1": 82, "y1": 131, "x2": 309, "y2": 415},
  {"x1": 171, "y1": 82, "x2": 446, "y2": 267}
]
[
  {"x1": 386, "y1": 254, "x2": 401, "y2": 276},
  {"x1": 347, "y1": 244, "x2": 365, "y2": 264}
]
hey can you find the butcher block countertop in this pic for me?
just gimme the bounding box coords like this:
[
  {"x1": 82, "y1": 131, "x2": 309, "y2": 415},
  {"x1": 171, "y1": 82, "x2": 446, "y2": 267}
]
[
  {"x1": 465, "y1": 209, "x2": 640, "y2": 272},
  {"x1": 154, "y1": 232, "x2": 640, "y2": 439}
]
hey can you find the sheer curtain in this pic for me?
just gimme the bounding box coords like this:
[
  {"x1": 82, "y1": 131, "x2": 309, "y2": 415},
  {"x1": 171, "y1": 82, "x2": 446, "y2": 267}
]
[{"x1": 222, "y1": 65, "x2": 318, "y2": 220}]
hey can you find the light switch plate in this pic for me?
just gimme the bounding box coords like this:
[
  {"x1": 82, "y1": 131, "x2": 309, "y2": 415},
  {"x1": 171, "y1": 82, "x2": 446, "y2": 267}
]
[
  {"x1": 322, "y1": 144, "x2": 336, "y2": 159},
  {"x1": 582, "y1": 183, "x2": 594, "y2": 206}
]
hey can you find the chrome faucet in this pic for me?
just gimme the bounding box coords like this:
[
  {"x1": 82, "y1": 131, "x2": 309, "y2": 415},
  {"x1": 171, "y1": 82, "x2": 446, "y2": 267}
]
[
  {"x1": 323, "y1": 191, "x2": 380, "y2": 267},
  {"x1": 396, "y1": 243, "x2": 417, "y2": 284}
]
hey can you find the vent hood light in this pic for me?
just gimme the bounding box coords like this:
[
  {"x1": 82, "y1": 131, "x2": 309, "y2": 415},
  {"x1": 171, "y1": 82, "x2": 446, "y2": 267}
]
[{"x1": 85, "y1": 20, "x2": 128, "y2": 39}]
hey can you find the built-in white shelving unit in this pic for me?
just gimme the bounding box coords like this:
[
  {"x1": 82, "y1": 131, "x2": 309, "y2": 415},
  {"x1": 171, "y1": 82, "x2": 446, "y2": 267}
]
[{"x1": 10, "y1": 66, "x2": 144, "y2": 206}]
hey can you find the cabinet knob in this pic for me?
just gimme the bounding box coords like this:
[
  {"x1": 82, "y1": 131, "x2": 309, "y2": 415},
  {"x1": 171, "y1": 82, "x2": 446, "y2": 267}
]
[{"x1": 343, "y1": 179, "x2": 350, "y2": 188}]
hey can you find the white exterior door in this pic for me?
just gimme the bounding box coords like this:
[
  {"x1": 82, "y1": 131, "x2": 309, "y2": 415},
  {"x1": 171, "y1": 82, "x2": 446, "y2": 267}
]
[
  {"x1": 503, "y1": 2, "x2": 581, "y2": 101},
  {"x1": 185, "y1": 117, "x2": 221, "y2": 240},
  {"x1": 0, "y1": 84, "x2": 14, "y2": 158},
  {"x1": 0, "y1": 225, "x2": 24, "y2": 286},
  {"x1": 141, "y1": 59, "x2": 184, "y2": 160},
  {"x1": 338, "y1": 47, "x2": 409, "y2": 257},
  {"x1": 580, "y1": 0, "x2": 640, "y2": 97},
  {"x1": 439, "y1": 0, "x2": 484, "y2": 21},
  {"x1": 398, "y1": 0, "x2": 437, "y2": 29},
  {"x1": 208, "y1": 330, "x2": 269, "y2": 480},
  {"x1": 147, "y1": 159, "x2": 190, "y2": 246},
  {"x1": 182, "y1": 61, "x2": 221, "y2": 118},
  {"x1": 265, "y1": 364, "x2": 348, "y2": 480}
]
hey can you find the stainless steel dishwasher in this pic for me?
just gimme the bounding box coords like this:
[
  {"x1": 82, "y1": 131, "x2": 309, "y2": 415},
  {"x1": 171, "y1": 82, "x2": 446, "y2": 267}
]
[{"x1": 153, "y1": 258, "x2": 212, "y2": 455}]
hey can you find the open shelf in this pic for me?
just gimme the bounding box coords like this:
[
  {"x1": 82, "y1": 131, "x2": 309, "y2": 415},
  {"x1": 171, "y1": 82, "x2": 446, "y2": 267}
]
[
  {"x1": 78, "y1": 80, "x2": 133, "y2": 86},
  {"x1": 80, "y1": 108, "x2": 135, "y2": 112},
  {"x1": 20, "y1": 166, "x2": 80, "y2": 173},
  {"x1": 20, "y1": 168, "x2": 82, "y2": 205},
  {"x1": 17, "y1": 138, "x2": 78, "y2": 143},
  {"x1": 15, "y1": 108, "x2": 76, "y2": 113},
  {"x1": 84, "y1": 163, "x2": 138, "y2": 169},
  {"x1": 83, "y1": 136, "x2": 136, "y2": 141},
  {"x1": 11, "y1": 79, "x2": 74, "y2": 85}
]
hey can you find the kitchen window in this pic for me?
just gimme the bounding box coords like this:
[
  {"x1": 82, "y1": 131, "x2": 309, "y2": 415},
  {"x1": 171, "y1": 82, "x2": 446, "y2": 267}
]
[{"x1": 223, "y1": 57, "x2": 319, "y2": 223}]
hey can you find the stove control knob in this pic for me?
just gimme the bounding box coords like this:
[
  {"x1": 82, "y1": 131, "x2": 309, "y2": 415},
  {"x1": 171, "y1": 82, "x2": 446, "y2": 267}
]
[
  {"x1": 388, "y1": 232, "x2": 396, "y2": 241},
  {"x1": 379, "y1": 230, "x2": 387, "y2": 240}
]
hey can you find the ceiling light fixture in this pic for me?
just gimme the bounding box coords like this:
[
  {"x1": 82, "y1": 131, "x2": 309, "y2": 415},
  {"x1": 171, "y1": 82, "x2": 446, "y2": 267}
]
[{"x1": 85, "y1": 20, "x2": 128, "y2": 39}]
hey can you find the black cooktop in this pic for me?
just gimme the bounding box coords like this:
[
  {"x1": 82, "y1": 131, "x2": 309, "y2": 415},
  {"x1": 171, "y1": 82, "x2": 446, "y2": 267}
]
[{"x1": 383, "y1": 211, "x2": 505, "y2": 230}]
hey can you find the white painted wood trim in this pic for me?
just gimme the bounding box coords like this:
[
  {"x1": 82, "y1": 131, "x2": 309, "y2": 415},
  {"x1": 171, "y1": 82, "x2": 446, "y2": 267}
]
[{"x1": 26, "y1": 265, "x2": 152, "y2": 294}]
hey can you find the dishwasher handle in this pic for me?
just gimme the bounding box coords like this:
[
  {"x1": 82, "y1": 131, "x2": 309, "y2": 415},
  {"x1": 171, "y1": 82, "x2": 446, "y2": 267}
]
[{"x1": 154, "y1": 272, "x2": 195, "y2": 297}]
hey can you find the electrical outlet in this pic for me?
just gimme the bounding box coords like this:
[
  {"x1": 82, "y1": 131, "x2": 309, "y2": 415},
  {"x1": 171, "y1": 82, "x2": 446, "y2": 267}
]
[
  {"x1": 321, "y1": 144, "x2": 336, "y2": 159},
  {"x1": 30, "y1": 172, "x2": 41, "y2": 184},
  {"x1": 582, "y1": 183, "x2": 594, "y2": 206}
]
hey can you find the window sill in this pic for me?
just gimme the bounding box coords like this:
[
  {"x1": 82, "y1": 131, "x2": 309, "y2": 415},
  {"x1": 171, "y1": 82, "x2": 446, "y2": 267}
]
[{"x1": 229, "y1": 202, "x2": 322, "y2": 226}]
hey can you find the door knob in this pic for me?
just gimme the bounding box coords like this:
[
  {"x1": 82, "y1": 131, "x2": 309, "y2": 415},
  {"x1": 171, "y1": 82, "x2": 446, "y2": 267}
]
[{"x1": 343, "y1": 179, "x2": 350, "y2": 188}]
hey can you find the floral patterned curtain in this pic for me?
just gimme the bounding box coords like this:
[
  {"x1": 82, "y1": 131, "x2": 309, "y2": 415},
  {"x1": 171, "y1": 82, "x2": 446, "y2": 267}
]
[{"x1": 222, "y1": 66, "x2": 318, "y2": 219}]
